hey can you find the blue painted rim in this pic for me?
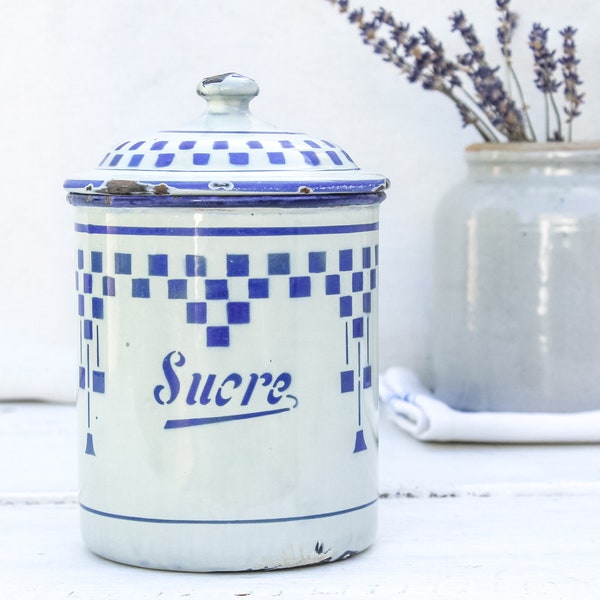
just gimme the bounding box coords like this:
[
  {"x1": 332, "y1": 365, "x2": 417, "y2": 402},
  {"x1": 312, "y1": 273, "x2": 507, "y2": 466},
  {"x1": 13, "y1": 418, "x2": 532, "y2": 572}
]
[
  {"x1": 64, "y1": 177, "x2": 389, "y2": 198},
  {"x1": 67, "y1": 191, "x2": 386, "y2": 208}
]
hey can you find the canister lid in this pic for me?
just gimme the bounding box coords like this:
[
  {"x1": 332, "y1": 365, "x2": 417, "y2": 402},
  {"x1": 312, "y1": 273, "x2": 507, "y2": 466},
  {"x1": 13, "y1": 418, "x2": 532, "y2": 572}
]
[{"x1": 64, "y1": 73, "x2": 389, "y2": 202}]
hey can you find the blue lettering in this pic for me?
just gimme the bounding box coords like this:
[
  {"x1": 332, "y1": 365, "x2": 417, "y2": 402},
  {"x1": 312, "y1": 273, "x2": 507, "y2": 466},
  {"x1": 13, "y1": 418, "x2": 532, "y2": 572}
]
[
  {"x1": 216, "y1": 373, "x2": 242, "y2": 406},
  {"x1": 186, "y1": 373, "x2": 201, "y2": 405},
  {"x1": 152, "y1": 352, "x2": 297, "y2": 417},
  {"x1": 260, "y1": 373, "x2": 273, "y2": 388},
  {"x1": 268, "y1": 372, "x2": 292, "y2": 404},
  {"x1": 199, "y1": 374, "x2": 216, "y2": 405},
  {"x1": 153, "y1": 351, "x2": 185, "y2": 405},
  {"x1": 241, "y1": 373, "x2": 259, "y2": 406}
]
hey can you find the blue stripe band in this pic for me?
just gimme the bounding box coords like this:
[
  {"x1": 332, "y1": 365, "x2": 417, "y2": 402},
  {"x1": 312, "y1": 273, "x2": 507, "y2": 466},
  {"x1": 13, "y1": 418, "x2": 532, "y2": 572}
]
[
  {"x1": 66, "y1": 191, "x2": 385, "y2": 207},
  {"x1": 74, "y1": 222, "x2": 379, "y2": 237},
  {"x1": 80, "y1": 498, "x2": 377, "y2": 525}
]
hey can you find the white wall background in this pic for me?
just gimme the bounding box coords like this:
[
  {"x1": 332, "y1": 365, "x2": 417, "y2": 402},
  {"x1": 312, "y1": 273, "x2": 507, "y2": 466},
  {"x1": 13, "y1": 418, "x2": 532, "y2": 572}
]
[{"x1": 2, "y1": 0, "x2": 599, "y2": 400}]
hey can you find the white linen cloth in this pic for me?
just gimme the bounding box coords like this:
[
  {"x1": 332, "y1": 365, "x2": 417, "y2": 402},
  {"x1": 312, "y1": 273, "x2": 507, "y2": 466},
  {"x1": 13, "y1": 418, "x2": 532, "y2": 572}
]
[{"x1": 379, "y1": 367, "x2": 600, "y2": 443}]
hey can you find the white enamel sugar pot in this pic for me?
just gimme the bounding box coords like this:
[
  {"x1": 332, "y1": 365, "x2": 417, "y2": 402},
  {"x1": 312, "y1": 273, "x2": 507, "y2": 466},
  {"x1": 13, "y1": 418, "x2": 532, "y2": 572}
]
[{"x1": 65, "y1": 73, "x2": 388, "y2": 571}]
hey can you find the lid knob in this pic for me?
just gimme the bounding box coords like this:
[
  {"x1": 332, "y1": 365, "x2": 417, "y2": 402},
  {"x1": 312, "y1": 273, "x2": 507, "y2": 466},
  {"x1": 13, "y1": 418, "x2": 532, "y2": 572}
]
[{"x1": 197, "y1": 73, "x2": 259, "y2": 116}]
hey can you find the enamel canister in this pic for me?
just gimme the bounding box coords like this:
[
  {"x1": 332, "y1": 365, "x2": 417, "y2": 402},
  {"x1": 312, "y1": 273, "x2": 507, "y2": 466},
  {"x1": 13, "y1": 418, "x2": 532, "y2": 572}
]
[{"x1": 65, "y1": 73, "x2": 388, "y2": 571}]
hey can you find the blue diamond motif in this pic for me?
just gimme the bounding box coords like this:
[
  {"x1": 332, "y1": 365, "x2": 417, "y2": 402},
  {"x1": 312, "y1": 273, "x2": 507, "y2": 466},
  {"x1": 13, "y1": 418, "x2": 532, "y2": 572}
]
[
  {"x1": 268, "y1": 253, "x2": 290, "y2": 275},
  {"x1": 227, "y1": 254, "x2": 249, "y2": 277},
  {"x1": 91, "y1": 252, "x2": 103, "y2": 273},
  {"x1": 115, "y1": 253, "x2": 132, "y2": 274},
  {"x1": 340, "y1": 370, "x2": 354, "y2": 393},
  {"x1": 290, "y1": 276, "x2": 311, "y2": 298},
  {"x1": 148, "y1": 255, "x2": 168, "y2": 276},
  {"x1": 207, "y1": 326, "x2": 230, "y2": 347},
  {"x1": 340, "y1": 296, "x2": 352, "y2": 317},
  {"x1": 168, "y1": 280, "x2": 187, "y2": 299},
  {"x1": 187, "y1": 302, "x2": 207, "y2": 324},
  {"x1": 103, "y1": 276, "x2": 115, "y2": 297},
  {"x1": 308, "y1": 252, "x2": 326, "y2": 273},
  {"x1": 132, "y1": 279, "x2": 150, "y2": 298},
  {"x1": 186, "y1": 255, "x2": 207, "y2": 277},
  {"x1": 206, "y1": 280, "x2": 228, "y2": 300},
  {"x1": 92, "y1": 371, "x2": 105, "y2": 394},
  {"x1": 92, "y1": 297, "x2": 104, "y2": 319},
  {"x1": 248, "y1": 278, "x2": 269, "y2": 298},
  {"x1": 227, "y1": 302, "x2": 250, "y2": 324},
  {"x1": 326, "y1": 275, "x2": 340, "y2": 295}
]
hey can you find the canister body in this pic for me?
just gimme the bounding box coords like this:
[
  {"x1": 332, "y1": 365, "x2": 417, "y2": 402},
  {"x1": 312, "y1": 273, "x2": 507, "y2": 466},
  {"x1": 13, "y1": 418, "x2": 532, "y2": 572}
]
[{"x1": 74, "y1": 202, "x2": 379, "y2": 571}]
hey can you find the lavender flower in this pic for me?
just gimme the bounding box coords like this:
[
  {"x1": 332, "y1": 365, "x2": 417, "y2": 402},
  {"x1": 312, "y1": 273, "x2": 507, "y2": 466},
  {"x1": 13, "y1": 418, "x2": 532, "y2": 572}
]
[
  {"x1": 559, "y1": 26, "x2": 584, "y2": 140},
  {"x1": 325, "y1": 0, "x2": 584, "y2": 143},
  {"x1": 496, "y1": 0, "x2": 518, "y2": 59},
  {"x1": 450, "y1": 11, "x2": 485, "y2": 63},
  {"x1": 529, "y1": 23, "x2": 564, "y2": 140},
  {"x1": 451, "y1": 10, "x2": 527, "y2": 141},
  {"x1": 495, "y1": 0, "x2": 536, "y2": 139},
  {"x1": 347, "y1": 7, "x2": 462, "y2": 95},
  {"x1": 529, "y1": 24, "x2": 561, "y2": 94}
]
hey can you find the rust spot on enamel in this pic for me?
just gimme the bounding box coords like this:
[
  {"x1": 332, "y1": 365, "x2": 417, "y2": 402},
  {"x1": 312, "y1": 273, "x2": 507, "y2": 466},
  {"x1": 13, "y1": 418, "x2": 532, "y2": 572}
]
[{"x1": 104, "y1": 180, "x2": 149, "y2": 195}]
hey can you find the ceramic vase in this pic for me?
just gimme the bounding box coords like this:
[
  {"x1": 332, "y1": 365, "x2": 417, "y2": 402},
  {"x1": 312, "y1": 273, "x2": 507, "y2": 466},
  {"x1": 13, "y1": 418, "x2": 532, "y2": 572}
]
[{"x1": 433, "y1": 142, "x2": 600, "y2": 412}]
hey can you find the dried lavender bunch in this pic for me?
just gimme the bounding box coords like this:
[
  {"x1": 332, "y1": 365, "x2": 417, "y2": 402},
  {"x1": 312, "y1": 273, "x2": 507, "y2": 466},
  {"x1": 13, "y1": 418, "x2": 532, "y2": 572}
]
[
  {"x1": 450, "y1": 9, "x2": 527, "y2": 141},
  {"x1": 559, "y1": 27, "x2": 585, "y2": 141},
  {"x1": 340, "y1": 5, "x2": 500, "y2": 140},
  {"x1": 528, "y1": 23, "x2": 563, "y2": 140},
  {"x1": 496, "y1": 0, "x2": 517, "y2": 61},
  {"x1": 496, "y1": 0, "x2": 536, "y2": 140},
  {"x1": 326, "y1": 0, "x2": 584, "y2": 143}
]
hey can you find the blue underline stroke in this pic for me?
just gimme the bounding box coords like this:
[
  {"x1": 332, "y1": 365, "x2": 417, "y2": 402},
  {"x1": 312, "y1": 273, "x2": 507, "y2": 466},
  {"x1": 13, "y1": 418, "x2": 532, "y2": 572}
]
[
  {"x1": 79, "y1": 498, "x2": 378, "y2": 525},
  {"x1": 164, "y1": 407, "x2": 290, "y2": 429}
]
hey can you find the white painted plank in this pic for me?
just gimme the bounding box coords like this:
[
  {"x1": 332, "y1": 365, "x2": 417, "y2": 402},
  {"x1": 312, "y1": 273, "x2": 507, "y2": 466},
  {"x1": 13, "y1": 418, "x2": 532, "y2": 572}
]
[
  {"x1": 0, "y1": 401, "x2": 77, "y2": 493},
  {"x1": 4, "y1": 401, "x2": 600, "y2": 496},
  {"x1": 378, "y1": 413, "x2": 600, "y2": 495},
  {"x1": 2, "y1": 496, "x2": 599, "y2": 599}
]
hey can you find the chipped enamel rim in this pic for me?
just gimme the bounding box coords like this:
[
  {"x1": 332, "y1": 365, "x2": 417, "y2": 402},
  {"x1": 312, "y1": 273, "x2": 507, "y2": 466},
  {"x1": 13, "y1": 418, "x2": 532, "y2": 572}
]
[{"x1": 65, "y1": 73, "x2": 389, "y2": 200}]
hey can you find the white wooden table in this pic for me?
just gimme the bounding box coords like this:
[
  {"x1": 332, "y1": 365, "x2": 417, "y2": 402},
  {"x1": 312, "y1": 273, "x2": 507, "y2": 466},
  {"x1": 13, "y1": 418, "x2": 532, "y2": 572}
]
[{"x1": 2, "y1": 400, "x2": 600, "y2": 599}]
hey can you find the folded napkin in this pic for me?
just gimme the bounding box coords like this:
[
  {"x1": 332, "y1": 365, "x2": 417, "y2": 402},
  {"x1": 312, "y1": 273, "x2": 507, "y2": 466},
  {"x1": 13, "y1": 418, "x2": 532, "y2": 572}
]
[{"x1": 379, "y1": 367, "x2": 600, "y2": 443}]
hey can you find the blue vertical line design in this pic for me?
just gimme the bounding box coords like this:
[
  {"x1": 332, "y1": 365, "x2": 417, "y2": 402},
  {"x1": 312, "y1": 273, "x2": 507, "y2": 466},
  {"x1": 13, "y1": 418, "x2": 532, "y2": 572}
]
[
  {"x1": 79, "y1": 321, "x2": 83, "y2": 363},
  {"x1": 357, "y1": 342, "x2": 362, "y2": 426},
  {"x1": 345, "y1": 322, "x2": 349, "y2": 364},
  {"x1": 87, "y1": 391, "x2": 91, "y2": 429}
]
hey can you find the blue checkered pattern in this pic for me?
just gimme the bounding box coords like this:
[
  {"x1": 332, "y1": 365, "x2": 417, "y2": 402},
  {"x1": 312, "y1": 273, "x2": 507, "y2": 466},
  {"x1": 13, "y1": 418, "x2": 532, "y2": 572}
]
[
  {"x1": 75, "y1": 243, "x2": 378, "y2": 455},
  {"x1": 98, "y1": 135, "x2": 356, "y2": 172},
  {"x1": 76, "y1": 247, "x2": 377, "y2": 349}
]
